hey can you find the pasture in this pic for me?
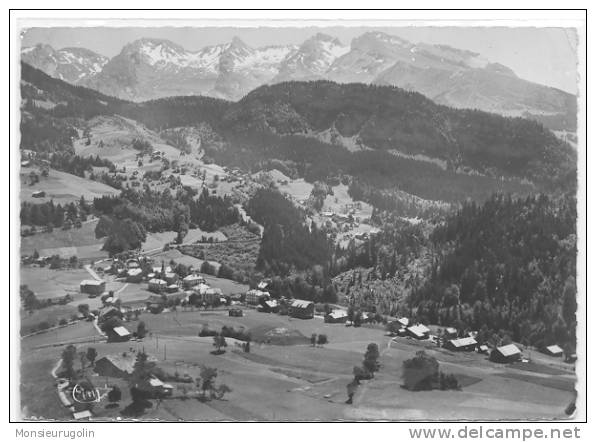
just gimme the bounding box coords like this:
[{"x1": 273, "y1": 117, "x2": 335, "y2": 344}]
[{"x1": 19, "y1": 307, "x2": 576, "y2": 421}]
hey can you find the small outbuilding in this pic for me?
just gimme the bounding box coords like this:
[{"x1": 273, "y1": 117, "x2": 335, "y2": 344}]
[
  {"x1": 543, "y1": 344, "x2": 564, "y2": 357},
  {"x1": 444, "y1": 327, "x2": 458, "y2": 339}
]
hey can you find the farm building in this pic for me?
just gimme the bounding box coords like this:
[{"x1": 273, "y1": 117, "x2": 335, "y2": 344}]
[
  {"x1": 182, "y1": 274, "x2": 204, "y2": 288},
  {"x1": 478, "y1": 344, "x2": 490, "y2": 354},
  {"x1": 490, "y1": 344, "x2": 522, "y2": 363},
  {"x1": 245, "y1": 289, "x2": 269, "y2": 305},
  {"x1": 94, "y1": 354, "x2": 136, "y2": 378},
  {"x1": 325, "y1": 310, "x2": 348, "y2": 323},
  {"x1": 32, "y1": 190, "x2": 46, "y2": 198},
  {"x1": 126, "y1": 268, "x2": 143, "y2": 283},
  {"x1": 80, "y1": 279, "x2": 106, "y2": 296},
  {"x1": 106, "y1": 325, "x2": 132, "y2": 343},
  {"x1": 148, "y1": 278, "x2": 167, "y2": 293},
  {"x1": 543, "y1": 344, "x2": 564, "y2": 357},
  {"x1": 445, "y1": 337, "x2": 477, "y2": 352},
  {"x1": 406, "y1": 324, "x2": 431, "y2": 340},
  {"x1": 288, "y1": 299, "x2": 315, "y2": 319}
]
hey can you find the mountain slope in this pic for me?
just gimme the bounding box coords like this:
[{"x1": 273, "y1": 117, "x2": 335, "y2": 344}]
[
  {"x1": 21, "y1": 44, "x2": 108, "y2": 85},
  {"x1": 82, "y1": 37, "x2": 295, "y2": 101},
  {"x1": 273, "y1": 33, "x2": 349, "y2": 82},
  {"x1": 221, "y1": 81, "x2": 575, "y2": 188}
]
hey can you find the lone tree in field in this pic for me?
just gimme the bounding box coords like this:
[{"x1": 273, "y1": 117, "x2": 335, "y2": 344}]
[
  {"x1": 362, "y1": 343, "x2": 380, "y2": 376},
  {"x1": 61, "y1": 345, "x2": 77, "y2": 379},
  {"x1": 317, "y1": 334, "x2": 328, "y2": 347},
  {"x1": 212, "y1": 334, "x2": 227, "y2": 354},
  {"x1": 137, "y1": 321, "x2": 147, "y2": 339},
  {"x1": 108, "y1": 386, "x2": 122, "y2": 404},
  {"x1": 86, "y1": 347, "x2": 97, "y2": 366}
]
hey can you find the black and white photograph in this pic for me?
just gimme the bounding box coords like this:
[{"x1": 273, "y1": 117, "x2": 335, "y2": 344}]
[{"x1": 9, "y1": 8, "x2": 587, "y2": 425}]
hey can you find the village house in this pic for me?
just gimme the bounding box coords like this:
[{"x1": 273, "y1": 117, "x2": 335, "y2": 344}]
[
  {"x1": 32, "y1": 190, "x2": 46, "y2": 198},
  {"x1": 80, "y1": 279, "x2": 106, "y2": 296},
  {"x1": 182, "y1": 274, "x2": 204, "y2": 289},
  {"x1": 406, "y1": 324, "x2": 431, "y2": 340},
  {"x1": 490, "y1": 344, "x2": 522, "y2": 363},
  {"x1": 288, "y1": 299, "x2": 315, "y2": 319}
]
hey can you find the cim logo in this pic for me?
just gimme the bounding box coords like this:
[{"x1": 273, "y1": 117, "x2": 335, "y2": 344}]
[{"x1": 72, "y1": 383, "x2": 100, "y2": 403}]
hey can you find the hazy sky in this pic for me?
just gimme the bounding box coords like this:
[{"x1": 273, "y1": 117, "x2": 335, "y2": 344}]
[{"x1": 21, "y1": 26, "x2": 579, "y2": 94}]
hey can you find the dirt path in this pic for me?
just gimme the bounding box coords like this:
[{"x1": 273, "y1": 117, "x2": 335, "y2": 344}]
[{"x1": 83, "y1": 264, "x2": 102, "y2": 281}]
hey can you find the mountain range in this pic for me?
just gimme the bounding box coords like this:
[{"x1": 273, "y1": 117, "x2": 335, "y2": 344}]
[{"x1": 21, "y1": 31, "x2": 576, "y2": 131}]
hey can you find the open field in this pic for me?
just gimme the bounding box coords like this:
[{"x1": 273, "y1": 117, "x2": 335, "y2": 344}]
[
  {"x1": 19, "y1": 308, "x2": 575, "y2": 421},
  {"x1": 21, "y1": 219, "x2": 108, "y2": 260},
  {"x1": 21, "y1": 167, "x2": 119, "y2": 204}
]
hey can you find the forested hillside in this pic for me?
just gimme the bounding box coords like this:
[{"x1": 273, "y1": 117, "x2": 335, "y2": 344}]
[
  {"x1": 246, "y1": 188, "x2": 332, "y2": 275},
  {"x1": 409, "y1": 193, "x2": 577, "y2": 349}
]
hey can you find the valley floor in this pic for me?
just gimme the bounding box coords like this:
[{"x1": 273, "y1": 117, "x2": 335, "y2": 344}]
[{"x1": 19, "y1": 309, "x2": 575, "y2": 421}]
